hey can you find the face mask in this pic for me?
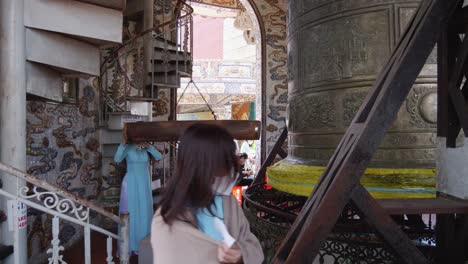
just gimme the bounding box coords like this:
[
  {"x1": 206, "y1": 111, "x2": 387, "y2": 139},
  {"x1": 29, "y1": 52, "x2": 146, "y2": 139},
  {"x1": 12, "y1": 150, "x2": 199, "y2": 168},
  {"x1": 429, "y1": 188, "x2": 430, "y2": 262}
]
[{"x1": 212, "y1": 170, "x2": 238, "y2": 195}]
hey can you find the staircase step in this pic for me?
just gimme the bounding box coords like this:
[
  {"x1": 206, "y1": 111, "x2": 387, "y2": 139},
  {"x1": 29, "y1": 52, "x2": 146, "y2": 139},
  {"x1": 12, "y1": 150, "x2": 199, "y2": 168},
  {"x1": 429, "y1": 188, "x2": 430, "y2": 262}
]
[
  {"x1": 154, "y1": 47, "x2": 179, "y2": 54},
  {"x1": 77, "y1": 0, "x2": 126, "y2": 11},
  {"x1": 25, "y1": 0, "x2": 123, "y2": 45},
  {"x1": 152, "y1": 65, "x2": 178, "y2": 73},
  {"x1": 152, "y1": 60, "x2": 192, "y2": 69},
  {"x1": 26, "y1": 62, "x2": 64, "y2": 102},
  {"x1": 151, "y1": 51, "x2": 189, "y2": 62},
  {"x1": 154, "y1": 36, "x2": 178, "y2": 48},
  {"x1": 149, "y1": 64, "x2": 182, "y2": 75},
  {"x1": 125, "y1": 95, "x2": 161, "y2": 102},
  {"x1": 152, "y1": 60, "x2": 192, "y2": 72},
  {"x1": 147, "y1": 83, "x2": 180, "y2": 89},
  {"x1": 153, "y1": 40, "x2": 179, "y2": 51},
  {"x1": 146, "y1": 73, "x2": 180, "y2": 87},
  {"x1": 26, "y1": 28, "x2": 100, "y2": 76}
]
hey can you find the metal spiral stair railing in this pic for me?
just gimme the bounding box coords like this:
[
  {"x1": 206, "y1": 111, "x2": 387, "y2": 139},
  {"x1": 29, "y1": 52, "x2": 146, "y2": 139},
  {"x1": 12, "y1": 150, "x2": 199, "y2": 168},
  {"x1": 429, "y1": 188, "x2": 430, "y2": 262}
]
[{"x1": 99, "y1": 0, "x2": 193, "y2": 124}]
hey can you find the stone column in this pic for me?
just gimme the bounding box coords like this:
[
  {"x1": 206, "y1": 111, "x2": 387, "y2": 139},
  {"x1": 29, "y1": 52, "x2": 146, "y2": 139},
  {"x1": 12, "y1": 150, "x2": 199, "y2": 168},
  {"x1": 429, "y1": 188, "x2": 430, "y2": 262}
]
[
  {"x1": 0, "y1": 0, "x2": 27, "y2": 263},
  {"x1": 269, "y1": 0, "x2": 438, "y2": 198}
]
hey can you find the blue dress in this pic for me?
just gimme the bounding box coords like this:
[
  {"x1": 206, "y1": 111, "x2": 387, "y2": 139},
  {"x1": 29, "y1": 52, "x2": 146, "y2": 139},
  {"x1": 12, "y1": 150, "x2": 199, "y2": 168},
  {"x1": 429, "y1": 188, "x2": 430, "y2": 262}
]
[{"x1": 114, "y1": 143, "x2": 162, "y2": 253}]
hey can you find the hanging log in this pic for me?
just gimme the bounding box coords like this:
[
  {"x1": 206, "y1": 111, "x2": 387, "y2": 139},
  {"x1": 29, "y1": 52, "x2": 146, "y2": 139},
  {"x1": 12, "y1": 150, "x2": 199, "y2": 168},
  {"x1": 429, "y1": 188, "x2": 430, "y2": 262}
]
[{"x1": 123, "y1": 120, "x2": 261, "y2": 142}]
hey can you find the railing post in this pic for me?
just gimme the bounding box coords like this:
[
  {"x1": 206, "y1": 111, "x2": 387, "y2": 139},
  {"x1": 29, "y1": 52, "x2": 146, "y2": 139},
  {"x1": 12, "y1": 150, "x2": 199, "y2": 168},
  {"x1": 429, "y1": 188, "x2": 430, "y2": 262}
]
[
  {"x1": 106, "y1": 236, "x2": 114, "y2": 264},
  {"x1": 84, "y1": 225, "x2": 91, "y2": 264},
  {"x1": 48, "y1": 216, "x2": 65, "y2": 264},
  {"x1": 119, "y1": 214, "x2": 129, "y2": 264}
]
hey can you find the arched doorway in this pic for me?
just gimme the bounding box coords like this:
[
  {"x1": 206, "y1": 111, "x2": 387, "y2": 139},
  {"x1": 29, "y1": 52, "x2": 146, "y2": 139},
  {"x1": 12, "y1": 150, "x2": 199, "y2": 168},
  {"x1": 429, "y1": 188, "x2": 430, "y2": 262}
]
[{"x1": 177, "y1": 0, "x2": 264, "y2": 169}]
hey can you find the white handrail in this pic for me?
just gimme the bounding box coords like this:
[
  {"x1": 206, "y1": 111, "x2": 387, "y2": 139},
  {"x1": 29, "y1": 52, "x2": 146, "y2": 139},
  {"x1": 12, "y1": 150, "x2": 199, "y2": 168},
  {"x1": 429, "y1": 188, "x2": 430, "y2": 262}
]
[
  {"x1": 0, "y1": 161, "x2": 129, "y2": 263},
  {"x1": 0, "y1": 189, "x2": 119, "y2": 240},
  {"x1": 0, "y1": 162, "x2": 121, "y2": 224}
]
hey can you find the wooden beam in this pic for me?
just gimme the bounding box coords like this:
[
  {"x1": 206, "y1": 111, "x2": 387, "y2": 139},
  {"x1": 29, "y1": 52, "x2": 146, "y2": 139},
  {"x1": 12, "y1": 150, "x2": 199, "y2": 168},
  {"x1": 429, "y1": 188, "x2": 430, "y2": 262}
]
[
  {"x1": 379, "y1": 197, "x2": 468, "y2": 215},
  {"x1": 436, "y1": 214, "x2": 458, "y2": 263},
  {"x1": 450, "y1": 4, "x2": 468, "y2": 33},
  {"x1": 437, "y1": 25, "x2": 451, "y2": 138},
  {"x1": 251, "y1": 128, "x2": 288, "y2": 186},
  {"x1": 438, "y1": 25, "x2": 468, "y2": 146},
  {"x1": 123, "y1": 120, "x2": 261, "y2": 142},
  {"x1": 447, "y1": 25, "x2": 468, "y2": 135},
  {"x1": 447, "y1": 32, "x2": 463, "y2": 146},
  {"x1": 278, "y1": 147, "x2": 287, "y2": 159},
  {"x1": 351, "y1": 185, "x2": 428, "y2": 263},
  {"x1": 272, "y1": 0, "x2": 460, "y2": 262}
]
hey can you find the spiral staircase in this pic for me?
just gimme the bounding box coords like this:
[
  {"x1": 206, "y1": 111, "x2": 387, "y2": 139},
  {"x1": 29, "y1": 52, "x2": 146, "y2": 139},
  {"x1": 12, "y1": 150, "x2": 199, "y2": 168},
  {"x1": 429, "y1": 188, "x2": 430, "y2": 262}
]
[{"x1": 99, "y1": 0, "x2": 193, "y2": 196}]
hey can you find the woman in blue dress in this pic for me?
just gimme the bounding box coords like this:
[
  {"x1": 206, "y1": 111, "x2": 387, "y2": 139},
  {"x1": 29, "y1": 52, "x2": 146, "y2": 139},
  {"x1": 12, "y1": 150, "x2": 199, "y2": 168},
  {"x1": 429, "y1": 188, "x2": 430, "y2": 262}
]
[{"x1": 114, "y1": 142, "x2": 162, "y2": 254}]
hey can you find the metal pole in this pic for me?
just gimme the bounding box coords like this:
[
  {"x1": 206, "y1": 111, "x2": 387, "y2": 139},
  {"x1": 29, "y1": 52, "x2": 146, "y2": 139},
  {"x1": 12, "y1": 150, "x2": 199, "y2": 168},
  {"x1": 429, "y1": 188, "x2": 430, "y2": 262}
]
[
  {"x1": 0, "y1": 0, "x2": 27, "y2": 263},
  {"x1": 143, "y1": 0, "x2": 154, "y2": 97}
]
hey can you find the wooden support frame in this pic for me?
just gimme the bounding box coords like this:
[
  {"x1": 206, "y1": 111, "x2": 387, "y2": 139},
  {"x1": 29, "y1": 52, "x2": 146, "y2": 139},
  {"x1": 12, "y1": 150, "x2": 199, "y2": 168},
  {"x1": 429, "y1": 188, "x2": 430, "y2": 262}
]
[
  {"x1": 251, "y1": 127, "x2": 288, "y2": 186},
  {"x1": 272, "y1": 0, "x2": 461, "y2": 263},
  {"x1": 438, "y1": 1, "x2": 468, "y2": 147}
]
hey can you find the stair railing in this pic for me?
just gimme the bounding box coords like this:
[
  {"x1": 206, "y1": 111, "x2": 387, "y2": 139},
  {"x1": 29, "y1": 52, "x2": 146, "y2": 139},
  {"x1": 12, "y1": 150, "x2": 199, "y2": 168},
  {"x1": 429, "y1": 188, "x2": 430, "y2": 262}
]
[
  {"x1": 0, "y1": 162, "x2": 129, "y2": 264},
  {"x1": 98, "y1": 0, "x2": 193, "y2": 125}
]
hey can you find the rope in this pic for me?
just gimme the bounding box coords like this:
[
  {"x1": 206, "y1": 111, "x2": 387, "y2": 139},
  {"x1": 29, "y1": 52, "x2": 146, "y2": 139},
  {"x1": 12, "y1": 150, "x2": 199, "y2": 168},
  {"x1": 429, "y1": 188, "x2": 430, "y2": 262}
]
[
  {"x1": 177, "y1": 79, "x2": 217, "y2": 120},
  {"x1": 177, "y1": 79, "x2": 191, "y2": 104}
]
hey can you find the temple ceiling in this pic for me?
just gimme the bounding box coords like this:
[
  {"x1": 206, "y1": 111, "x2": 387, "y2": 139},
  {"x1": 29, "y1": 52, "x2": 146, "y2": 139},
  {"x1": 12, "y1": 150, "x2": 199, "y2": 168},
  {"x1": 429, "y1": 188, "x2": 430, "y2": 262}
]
[{"x1": 189, "y1": 0, "x2": 240, "y2": 9}]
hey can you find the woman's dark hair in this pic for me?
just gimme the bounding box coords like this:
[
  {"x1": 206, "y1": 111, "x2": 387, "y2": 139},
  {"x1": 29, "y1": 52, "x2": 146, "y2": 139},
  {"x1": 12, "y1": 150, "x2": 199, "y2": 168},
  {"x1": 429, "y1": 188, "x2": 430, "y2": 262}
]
[
  {"x1": 159, "y1": 123, "x2": 239, "y2": 225},
  {"x1": 239, "y1": 152, "x2": 248, "y2": 159}
]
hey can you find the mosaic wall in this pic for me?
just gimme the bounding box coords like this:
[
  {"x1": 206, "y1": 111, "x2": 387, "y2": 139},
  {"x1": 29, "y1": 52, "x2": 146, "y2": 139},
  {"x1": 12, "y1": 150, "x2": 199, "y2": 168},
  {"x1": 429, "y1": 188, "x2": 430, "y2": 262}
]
[
  {"x1": 249, "y1": 0, "x2": 288, "y2": 155},
  {"x1": 26, "y1": 79, "x2": 102, "y2": 262}
]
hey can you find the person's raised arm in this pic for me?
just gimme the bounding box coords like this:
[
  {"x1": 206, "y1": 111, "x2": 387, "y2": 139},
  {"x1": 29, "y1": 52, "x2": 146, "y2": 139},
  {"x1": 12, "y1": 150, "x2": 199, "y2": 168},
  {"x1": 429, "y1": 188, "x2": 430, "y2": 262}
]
[
  {"x1": 114, "y1": 143, "x2": 129, "y2": 163},
  {"x1": 148, "y1": 144, "x2": 163, "y2": 161}
]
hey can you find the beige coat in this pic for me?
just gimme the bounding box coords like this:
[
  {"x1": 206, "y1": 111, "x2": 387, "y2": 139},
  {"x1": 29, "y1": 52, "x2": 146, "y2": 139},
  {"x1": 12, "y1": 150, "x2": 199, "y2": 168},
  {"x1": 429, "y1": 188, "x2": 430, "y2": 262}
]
[{"x1": 151, "y1": 195, "x2": 264, "y2": 264}]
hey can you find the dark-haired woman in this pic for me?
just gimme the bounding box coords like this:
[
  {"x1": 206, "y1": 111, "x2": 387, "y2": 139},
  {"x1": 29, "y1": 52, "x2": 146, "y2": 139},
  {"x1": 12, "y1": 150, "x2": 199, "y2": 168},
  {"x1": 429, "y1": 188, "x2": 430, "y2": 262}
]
[{"x1": 151, "y1": 124, "x2": 264, "y2": 264}]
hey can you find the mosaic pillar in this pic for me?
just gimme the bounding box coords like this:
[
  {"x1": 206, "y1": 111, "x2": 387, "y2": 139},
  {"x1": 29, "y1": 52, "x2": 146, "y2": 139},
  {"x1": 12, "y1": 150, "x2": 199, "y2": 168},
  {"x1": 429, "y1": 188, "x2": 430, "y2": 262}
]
[{"x1": 269, "y1": 0, "x2": 438, "y2": 198}]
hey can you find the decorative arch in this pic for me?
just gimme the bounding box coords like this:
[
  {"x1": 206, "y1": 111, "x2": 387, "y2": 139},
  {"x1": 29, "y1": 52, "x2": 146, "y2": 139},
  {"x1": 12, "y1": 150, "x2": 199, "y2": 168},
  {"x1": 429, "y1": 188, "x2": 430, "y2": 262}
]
[
  {"x1": 183, "y1": 0, "x2": 268, "y2": 162},
  {"x1": 236, "y1": 0, "x2": 267, "y2": 162}
]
